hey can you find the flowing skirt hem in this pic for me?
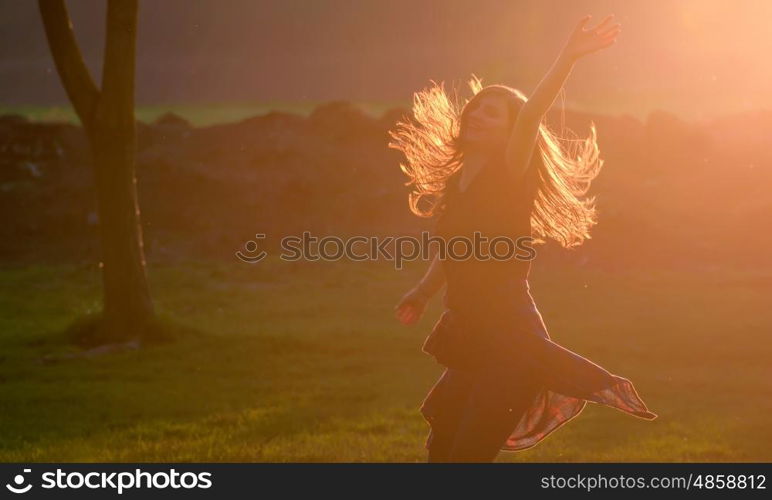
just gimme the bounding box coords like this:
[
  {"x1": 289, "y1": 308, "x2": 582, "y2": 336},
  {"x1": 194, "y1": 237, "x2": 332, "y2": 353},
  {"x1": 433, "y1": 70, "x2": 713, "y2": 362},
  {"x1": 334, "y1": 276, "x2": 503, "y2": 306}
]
[
  {"x1": 419, "y1": 304, "x2": 657, "y2": 452},
  {"x1": 419, "y1": 367, "x2": 657, "y2": 452}
]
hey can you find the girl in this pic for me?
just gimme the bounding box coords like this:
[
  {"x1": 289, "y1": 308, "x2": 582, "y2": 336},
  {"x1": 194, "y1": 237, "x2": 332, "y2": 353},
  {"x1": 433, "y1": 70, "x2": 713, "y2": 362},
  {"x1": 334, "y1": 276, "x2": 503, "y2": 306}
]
[{"x1": 389, "y1": 14, "x2": 656, "y2": 463}]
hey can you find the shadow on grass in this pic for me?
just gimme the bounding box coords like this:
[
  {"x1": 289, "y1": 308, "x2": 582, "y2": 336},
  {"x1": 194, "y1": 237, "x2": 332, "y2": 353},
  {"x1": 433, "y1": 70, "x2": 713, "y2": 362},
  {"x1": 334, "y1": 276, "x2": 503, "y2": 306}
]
[{"x1": 63, "y1": 311, "x2": 204, "y2": 348}]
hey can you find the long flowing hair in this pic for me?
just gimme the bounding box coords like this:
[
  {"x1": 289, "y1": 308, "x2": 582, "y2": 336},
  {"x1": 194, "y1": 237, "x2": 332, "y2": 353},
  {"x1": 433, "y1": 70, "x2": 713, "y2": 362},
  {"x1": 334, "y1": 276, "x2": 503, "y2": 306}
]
[{"x1": 388, "y1": 75, "x2": 604, "y2": 248}]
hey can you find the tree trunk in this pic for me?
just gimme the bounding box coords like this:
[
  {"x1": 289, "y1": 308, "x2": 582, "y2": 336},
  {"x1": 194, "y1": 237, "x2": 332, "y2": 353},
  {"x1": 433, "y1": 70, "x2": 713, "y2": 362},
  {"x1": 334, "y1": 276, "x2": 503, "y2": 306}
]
[
  {"x1": 90, "y1": 118, "x2": 154, "y2": 341},
  {"x1": 39, "y1": 0, "x2": 155, "y2": 342}
]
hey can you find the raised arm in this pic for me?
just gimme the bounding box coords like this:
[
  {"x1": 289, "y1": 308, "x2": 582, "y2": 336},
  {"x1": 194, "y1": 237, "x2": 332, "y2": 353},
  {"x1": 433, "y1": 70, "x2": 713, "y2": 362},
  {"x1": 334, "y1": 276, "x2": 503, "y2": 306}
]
[{"x1": 505, "y1": 14, "x2": 621, "y2": 180}]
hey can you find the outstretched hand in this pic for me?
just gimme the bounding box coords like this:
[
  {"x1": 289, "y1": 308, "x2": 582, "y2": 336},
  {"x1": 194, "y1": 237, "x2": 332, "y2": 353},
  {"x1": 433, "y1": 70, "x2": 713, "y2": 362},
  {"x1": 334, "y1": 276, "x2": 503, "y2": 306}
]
[{"x1": 563, "y1": 14, "x2": 621, "y2": 61}]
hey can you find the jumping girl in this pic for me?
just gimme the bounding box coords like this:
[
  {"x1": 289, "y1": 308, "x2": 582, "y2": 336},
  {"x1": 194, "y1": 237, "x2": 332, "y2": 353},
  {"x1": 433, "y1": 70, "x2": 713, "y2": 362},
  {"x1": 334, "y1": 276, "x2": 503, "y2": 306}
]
[{"x1": 389, "y1": 14, "x2": 657, "y2": 463}]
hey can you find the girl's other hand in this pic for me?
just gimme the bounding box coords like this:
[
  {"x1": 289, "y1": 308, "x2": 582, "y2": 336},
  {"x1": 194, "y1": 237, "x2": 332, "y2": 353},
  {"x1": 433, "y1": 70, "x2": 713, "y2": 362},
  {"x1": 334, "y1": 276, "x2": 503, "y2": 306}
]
[{"x1": 394, "y1": 287, "x2": 429, "y2": 326}]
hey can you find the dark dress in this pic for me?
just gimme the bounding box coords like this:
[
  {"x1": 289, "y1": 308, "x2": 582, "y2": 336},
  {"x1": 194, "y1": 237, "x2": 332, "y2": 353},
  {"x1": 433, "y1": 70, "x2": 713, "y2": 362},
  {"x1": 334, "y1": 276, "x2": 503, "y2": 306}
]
[{"x1": 419, "y1": 151, "x2": 657, "y2": 455}]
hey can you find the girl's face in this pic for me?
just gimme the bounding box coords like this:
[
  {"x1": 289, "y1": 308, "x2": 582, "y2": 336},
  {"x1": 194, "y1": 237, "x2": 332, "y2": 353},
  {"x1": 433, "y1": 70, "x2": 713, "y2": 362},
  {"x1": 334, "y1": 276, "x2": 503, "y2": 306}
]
[{"x1": 461, "y1": 93, "x2": 512, "y2": 150}]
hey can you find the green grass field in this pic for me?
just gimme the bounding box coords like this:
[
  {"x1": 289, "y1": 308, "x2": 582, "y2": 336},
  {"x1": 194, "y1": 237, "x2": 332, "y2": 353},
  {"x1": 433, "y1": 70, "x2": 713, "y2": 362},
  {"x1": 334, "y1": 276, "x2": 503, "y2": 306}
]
[{"x1": 0, "y1": 257, "x2": 770, "y2": 462}]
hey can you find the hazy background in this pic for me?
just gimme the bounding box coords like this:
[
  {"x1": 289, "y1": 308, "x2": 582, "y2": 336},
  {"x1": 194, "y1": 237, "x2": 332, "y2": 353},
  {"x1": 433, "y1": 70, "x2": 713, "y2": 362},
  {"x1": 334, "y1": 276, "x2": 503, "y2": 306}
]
[{"x1": 2, "y1": 0, "x2": 772, "y2": 120}]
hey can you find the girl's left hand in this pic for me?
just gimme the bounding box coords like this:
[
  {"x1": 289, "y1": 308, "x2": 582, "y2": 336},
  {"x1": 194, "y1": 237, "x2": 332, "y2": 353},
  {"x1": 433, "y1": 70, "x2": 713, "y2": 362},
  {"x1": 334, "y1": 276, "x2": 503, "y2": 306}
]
[{"x1": 563, "y1": 14, "x2": 621, "y2": 61}]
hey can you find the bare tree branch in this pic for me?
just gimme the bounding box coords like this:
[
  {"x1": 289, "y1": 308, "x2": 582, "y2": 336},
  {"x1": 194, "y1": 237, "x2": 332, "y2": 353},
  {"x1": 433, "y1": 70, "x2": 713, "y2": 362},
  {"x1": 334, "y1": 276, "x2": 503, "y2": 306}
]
[
  {"x1": 38, "y1": 0, "x2": 100, "y2": 128},
  {"x1": 100, "y1": 0, "x2": 138, "y2": 122}
]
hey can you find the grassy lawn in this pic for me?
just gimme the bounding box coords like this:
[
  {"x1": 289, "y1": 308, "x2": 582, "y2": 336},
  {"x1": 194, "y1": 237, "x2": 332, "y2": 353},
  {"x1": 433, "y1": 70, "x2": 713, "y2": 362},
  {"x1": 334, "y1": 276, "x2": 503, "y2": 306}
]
[{"x1": 0, "y1": 257, "x2": 770, "y2": 462}]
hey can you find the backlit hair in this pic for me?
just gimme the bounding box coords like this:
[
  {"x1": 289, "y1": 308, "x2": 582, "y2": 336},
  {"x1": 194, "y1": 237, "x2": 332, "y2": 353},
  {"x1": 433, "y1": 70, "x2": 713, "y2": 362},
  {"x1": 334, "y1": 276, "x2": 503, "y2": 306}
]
[{"x1": 388, "y1": 75, "x2": 604, "y2": 248}]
